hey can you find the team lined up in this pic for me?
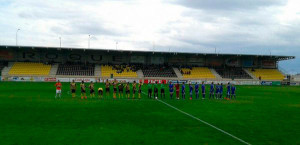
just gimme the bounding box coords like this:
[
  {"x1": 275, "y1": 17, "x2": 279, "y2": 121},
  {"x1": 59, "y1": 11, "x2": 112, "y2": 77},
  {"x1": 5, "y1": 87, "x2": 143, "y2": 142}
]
[
  {"x1": 68, "y1": 80, "x2": 142, "y2": 99},
  {"x1": 55, "y1": 79, "x2": 236, "y2": 100},
  {"x1": 151, "y1": 81, "x2": 236, "y2": 100}
]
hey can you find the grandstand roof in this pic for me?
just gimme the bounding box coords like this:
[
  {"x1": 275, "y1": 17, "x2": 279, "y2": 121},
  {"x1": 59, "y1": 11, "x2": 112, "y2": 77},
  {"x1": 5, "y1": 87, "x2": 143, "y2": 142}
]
[{"x1": 0, "y1": 45, "x2": 295, "y2": 61}]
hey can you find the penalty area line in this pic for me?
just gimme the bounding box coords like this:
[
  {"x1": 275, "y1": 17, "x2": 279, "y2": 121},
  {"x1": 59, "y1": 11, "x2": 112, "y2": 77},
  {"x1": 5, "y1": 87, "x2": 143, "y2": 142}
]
[{"x1": 155, "y1": 98, "x2": 251, "y2": 145}]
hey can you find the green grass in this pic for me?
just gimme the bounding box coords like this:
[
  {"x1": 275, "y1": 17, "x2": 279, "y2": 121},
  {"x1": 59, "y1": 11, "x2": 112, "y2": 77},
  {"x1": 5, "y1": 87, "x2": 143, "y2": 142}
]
[{"x1": 0, "y1": 82, "x2": 300, "y2": 145}]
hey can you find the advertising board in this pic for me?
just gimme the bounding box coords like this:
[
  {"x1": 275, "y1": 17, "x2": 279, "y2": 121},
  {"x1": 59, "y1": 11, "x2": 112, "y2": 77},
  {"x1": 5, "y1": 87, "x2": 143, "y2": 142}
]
[
  {"x1": 261, "y1": 81, "x2": 273, "y2": 86},
  {"x1": 44, "y1": 77, "x2": 57, "y2": 82}
]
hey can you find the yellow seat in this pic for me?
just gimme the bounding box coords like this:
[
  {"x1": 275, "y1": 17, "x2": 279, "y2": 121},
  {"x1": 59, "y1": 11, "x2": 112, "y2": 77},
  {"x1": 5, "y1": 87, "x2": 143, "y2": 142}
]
[
  {"x1": 9, "y1": 62, "x2": 51, "y2": 75},
  {"x1": 101, "y1": 65, "x2": 137, "y2": 78},
  {"x1": 248, "y1": 69, "x2": 284, "y2": 80},
  {"x1": 181, "y1": 67, "x2": 216, "y2": 79}
]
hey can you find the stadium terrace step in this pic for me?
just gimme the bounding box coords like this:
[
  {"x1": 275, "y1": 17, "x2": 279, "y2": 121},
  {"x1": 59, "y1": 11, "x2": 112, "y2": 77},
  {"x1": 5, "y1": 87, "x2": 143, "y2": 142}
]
[
  {"x1": 49, "y1": 64, "x2": 58, "y2": 76},
  {"x1": 3, "y1": 62, "x2": 15, "y2": 76},
  {"x1": 94, "y1": 65, "x2": 101, "y2": 77},
  {"x1": 243, "y1": 69, "x2": 257, "y2": 80},
  {"x1": 1, "y1": 62, "x2": 14, "y2": 76},
  {"x1": 173, "y1": 67, "x2": 183, "y2": 79},
  {"x1": 136, "y1": 69, "x2": 144, "y2": 78},
  {"x1": 210, "y1": 68, "x2": 222, "y2": 80},
  {"x1": 1, "y1": 65, "x2": 10, "y2": 76}
]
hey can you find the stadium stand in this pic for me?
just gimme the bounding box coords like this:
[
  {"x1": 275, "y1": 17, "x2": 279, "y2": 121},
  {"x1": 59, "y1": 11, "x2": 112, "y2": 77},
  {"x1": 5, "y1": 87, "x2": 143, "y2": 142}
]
[
  {"x1": 8, "y1": 62, "x2": 51, "y2": 75},
  {"x1": 142, "y1": 65, "x2": 177, "y2": 78},
  {"x1": 249, "y1": 69, "x2": 285, "y2": 80},
  {"x1": 56, "y1": 63, "x2": 95, "y2": 76},
  {"x1": 0, "y1": 63, "x2": 5, "y2": 76},
  {"x1": 1, "y1": 46, "x2": 295, "y2": 81},
  {"x1": 215, "y1": 68, "x2": 252, "y2": 79},
  {"x1": 179, "y1": 67, "x2": 216, "y2": 79},
  {"x1": 101, "y1": 64, "x2": 138, "y2": 78}
]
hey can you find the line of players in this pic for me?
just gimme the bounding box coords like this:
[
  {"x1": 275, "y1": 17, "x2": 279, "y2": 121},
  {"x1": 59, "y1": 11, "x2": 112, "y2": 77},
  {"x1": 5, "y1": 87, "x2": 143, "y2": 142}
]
[
  {"x1": 68, "y1": 79, "x2": 143, "y2": 99},
  {"x1": 55, "y1": 79, "x2": 236, "y2": 100},
  {"x1": 150, "y1": 81, "x2": 236, "y2": 100}
]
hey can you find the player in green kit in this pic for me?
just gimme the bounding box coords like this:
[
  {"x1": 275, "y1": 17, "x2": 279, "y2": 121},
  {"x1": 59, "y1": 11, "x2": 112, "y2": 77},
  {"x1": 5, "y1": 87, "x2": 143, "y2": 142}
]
[
  {"x1": 147, "y1": 82, "x2": 152, "y2": 99},
  {"x1": 154, "y1": 81, "x2": 159, "y2": 99},
  {"x1": 160, "y1": 82, "x2": 165, "y2": 99}
]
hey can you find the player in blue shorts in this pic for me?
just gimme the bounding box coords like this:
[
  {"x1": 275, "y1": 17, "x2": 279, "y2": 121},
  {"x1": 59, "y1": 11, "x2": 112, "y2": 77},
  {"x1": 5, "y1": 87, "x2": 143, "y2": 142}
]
[
  {"x1": 219, "y1": 83, "x2": 223, "y2": 99},
  {"x1": 189, "y1": 83, "x2": 193, "y2": 100},
  {"x1": 182, "y1": 82, "x2": 186, "y2": 99},
  {"x1": 195, "y1": 82, "x2": 199, "y2": 99},
  {"x1": 226, "y1": 82, "x2": 231, "y2": 99},
  {"x1": 169, "y1": 82, "x2": 174, "y2": 99},
  {"x1": 216, "y1": 83, "x2": 220, "y2": 99},
  {"x1": 209, "y1": 82, "x2": 214, "y2": 99},
  {"x1": 201, "y1": 81, "x2": 205, "y2": 99},
  {"x1": 231, "y1": 84, "x2": 236, "y2": 99}
]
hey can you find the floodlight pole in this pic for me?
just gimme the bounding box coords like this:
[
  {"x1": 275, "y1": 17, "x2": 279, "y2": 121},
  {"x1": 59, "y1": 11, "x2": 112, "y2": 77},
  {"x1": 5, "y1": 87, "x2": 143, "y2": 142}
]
[
  {"x1": 59, "y1": 37, "x2": 61, "y2": 48},
  {"x1": 16, "y1": 28, "x2": 20, "y2": 46},
  {"x1": 116, "y1": 41, "x2": 118, "y2": 50},
  {"x1": 88, "y1": 35, "x2": 90, "y2": 49}
]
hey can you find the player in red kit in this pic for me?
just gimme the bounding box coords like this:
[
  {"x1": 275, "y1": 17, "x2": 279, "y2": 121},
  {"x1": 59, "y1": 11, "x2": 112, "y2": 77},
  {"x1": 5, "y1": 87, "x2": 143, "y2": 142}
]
[
  {"x1": 55, "y1": 80, "x2": 62, "y2": 99},
  {"x1": 175, "y1": 81, "x2": 180, "y2": 100}
]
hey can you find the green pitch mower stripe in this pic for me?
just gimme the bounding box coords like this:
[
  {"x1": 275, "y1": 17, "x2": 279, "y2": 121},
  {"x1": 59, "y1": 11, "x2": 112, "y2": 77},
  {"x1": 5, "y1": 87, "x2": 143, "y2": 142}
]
[{"x1": 156, "y1": 98, "x2": 251, "y2": 145}]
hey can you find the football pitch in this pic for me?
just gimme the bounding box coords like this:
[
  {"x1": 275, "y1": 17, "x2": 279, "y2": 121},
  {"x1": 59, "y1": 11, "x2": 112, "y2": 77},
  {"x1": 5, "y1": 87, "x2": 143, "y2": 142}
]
[{"x1": 0, "y1": 82, "x2": 300, "y2": 145}]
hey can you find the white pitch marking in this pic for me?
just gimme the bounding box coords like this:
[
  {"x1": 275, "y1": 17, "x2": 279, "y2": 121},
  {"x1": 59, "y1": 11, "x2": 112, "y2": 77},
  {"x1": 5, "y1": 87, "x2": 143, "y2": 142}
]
[{"x1": 154, "y1": 97, "x2": 251, "y2": 145}]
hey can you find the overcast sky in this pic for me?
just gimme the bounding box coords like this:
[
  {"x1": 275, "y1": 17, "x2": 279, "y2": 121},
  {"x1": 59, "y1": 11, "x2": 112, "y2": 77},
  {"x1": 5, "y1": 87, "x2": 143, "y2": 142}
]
[{"x1": 0, "y1": 0, "x2": 299, "y2": 73}]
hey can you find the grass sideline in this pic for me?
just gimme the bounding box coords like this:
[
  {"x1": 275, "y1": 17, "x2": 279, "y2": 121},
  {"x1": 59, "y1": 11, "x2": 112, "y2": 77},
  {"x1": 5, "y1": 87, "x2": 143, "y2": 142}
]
[{"x1": 0, "y1": 82, "x2": 300, "y2": 145}]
